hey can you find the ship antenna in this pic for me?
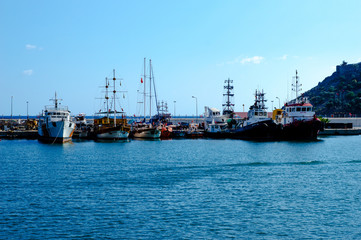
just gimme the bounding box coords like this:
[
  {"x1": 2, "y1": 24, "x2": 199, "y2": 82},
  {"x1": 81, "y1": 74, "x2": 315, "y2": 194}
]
[
  {"x1": 50, "y1": 92, "x2": 62, "y2": 109},
  {"x1": 292, "y1": 70, "x2": 302, "y2": 102}
]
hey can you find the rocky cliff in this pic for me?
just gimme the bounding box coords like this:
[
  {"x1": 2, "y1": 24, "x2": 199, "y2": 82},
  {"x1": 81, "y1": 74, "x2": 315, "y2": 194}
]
[{"x1": 304, "y1": 61, "x2": 361, "y2": 116}]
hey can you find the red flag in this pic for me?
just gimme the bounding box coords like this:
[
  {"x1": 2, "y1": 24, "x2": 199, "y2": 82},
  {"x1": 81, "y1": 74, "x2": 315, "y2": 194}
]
[{"x1": 141, "y1": 78, "x2": 143, "y2": 83}]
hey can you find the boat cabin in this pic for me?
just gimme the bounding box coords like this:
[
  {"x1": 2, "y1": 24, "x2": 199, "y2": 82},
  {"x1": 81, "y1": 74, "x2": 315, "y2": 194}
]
[
  {"x1": 282, "y1": 102, "x2": 316, "y2": 124},
  {"x1": 284, "y1": 104, "x2": 313, "y2": 114}
]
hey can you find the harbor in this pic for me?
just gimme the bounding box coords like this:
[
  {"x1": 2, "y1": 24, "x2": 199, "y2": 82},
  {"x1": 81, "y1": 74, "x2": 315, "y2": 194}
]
[{"x1": 2, "y1": 116, "x2": 361, "y2": 140}]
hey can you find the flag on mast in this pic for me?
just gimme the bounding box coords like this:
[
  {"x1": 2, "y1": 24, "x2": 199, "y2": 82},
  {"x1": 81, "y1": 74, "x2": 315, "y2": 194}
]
[{"x1": 141, "y1": 78, "x2": 143, "y2": 83}]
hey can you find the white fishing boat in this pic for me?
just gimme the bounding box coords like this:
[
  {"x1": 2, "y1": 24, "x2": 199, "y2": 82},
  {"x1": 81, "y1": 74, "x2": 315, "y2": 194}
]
[
  {"x1": 38, "y1": 93, "x2": 76, "y2": 143},
  {"x1": 203, "y1": 106, "x2": 228, "y2": 138},
  {"x1": 94, "y1": 69, "x2": 130, "y2": 140}
]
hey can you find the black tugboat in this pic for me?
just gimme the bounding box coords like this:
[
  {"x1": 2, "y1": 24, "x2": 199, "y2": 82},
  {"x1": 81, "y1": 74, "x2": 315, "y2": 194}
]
[{"x1": 231, "y1": 89, "x2": 282, "y2": 140}]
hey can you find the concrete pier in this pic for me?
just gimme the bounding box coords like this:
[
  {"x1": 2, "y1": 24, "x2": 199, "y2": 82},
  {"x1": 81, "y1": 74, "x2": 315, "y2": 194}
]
[{"x1": 0, "y1": 130, "x2": 38, "y2": 139}]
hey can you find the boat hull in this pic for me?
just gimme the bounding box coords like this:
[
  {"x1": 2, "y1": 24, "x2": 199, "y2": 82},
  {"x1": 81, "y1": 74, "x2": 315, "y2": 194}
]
[
  {"x1": 133, "y1": 128, "x2": 161, "y2": 139},
  {"x1": 185, "y1": 131, "x2": 204, "y2": 138},
  {"x1": 38, "y1": 120, "x2": 75, "y2": 143},
  {"x1": 97, "y1": 130, "x2": 129, "y2": 140},
  {"x1": 172, "y1": 130, "x2": 186, "y2": 138},
  {"x1": 204, "y1": 131, "x2": 231, "y2": 139},
  {"x1": 231, "y1": 119, "x2": 281, "y2": 140},
  {"x1": 160, "y1": 128, "x2": 172, "y2": 139},
  {"x1": 95, "y1": 125, "x2": 129, "y2": 140},
  {"x1": 281, "y1": 119, "x2": 322, "y2": 140}
]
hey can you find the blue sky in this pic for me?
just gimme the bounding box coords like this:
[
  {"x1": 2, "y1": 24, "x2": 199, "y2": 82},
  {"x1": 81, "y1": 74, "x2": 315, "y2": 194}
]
[{"x1": 1, "y1": 0, "x2": 361, "y2": 117}]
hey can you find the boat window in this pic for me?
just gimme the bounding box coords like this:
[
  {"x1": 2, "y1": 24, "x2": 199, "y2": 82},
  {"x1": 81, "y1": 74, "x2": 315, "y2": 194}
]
[
  {"x1": 302, "y1": 107, "x2": 306, "y2": 111},
  {"x1": 255, "y1": 112, "x2": 258, "y2": 116},
  {"x1": 307, "y1": 107, "x2": 312, "y2": 111},
  {"x1": 296, "y1": 107, "x2": 301, "y2": 111}
]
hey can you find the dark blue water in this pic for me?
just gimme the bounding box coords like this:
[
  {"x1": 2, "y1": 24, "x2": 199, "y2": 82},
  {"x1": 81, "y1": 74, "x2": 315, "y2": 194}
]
[{"x1": 1, "y1": 136, "x2": 361, "y2": 239}]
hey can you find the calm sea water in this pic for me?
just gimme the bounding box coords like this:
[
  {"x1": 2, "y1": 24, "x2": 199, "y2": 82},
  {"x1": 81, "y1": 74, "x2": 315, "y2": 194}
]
[{"x1": 1, "y1": 136, "x2": 361, "y2": 239}]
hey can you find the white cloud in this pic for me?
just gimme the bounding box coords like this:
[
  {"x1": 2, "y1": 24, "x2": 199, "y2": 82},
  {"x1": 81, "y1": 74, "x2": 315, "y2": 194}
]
[
  {"x1": 240, "y1": 56, "x2": 264, "y2": 64},
  {"x1": 26, "y1": 44, "x2": 37, "y2": 50},
  {"x1": 279, "y1": 54, "x2": 288, "y2": 60},
  {"x1": 217, "y1": 55, "x2": 265, "y2": 66},
  {"x1": 23, "y1": 69, "x2": 33, "y2": 75}
]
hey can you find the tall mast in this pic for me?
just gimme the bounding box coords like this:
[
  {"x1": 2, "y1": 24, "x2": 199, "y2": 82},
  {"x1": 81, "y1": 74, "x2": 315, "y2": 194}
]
[
  {"x1": 259, "y1": 89, "x2": 267, "y2": 110},
  {"x1": 292, "y1": 70, "x2": 302, "y2": 102},
  {"x1": 105, "y1": 77, "x2": 109, "y2": 121},
  {"x1": 222, "y1": 78, "x2": 234, "y2": 115},
  {"x1": 50, "y1": 92, "x2": 62, "y2": 110},
  {"x1": 149, "y1": 59, "x2": 152, "y2": 120},
  {"x1": 152, "y1": 64, "x2": 159, "y2": 116},
  {"x1": 143, "y1": 58, "x2": 146, "y2": 121},
  {"x1": 55, "y1": 92, "x2": 58, "y2": 108},
  {"x1": 113, "y1": 69, "x2": 116, "y2": 127}
]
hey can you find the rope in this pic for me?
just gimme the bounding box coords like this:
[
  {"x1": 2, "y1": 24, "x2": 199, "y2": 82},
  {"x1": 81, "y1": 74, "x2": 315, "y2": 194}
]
[{"x1": 51, "y1": 120, "x2": 64, "y2": 144}]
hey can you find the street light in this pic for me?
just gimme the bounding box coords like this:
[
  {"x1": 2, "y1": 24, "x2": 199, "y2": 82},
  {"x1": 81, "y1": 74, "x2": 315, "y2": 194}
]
[
  {"x1": 276, "y1": 97, "x2": 280, "y2": 108},
  {"x1": 192, "y1": 96, "x2": 198, "y2": 123},
  {"x1": 173, "y1": 101, "x2": 176, "y2": 116},
  {"x1": 11, "y1": 96, "x2": 13, "y2": 120},
  {"x1": 271, "y1": 100, "x2": 274, "y2": 110},
  {"x1": 26, "y1": 101, "x2": 29, "y2": 120}
]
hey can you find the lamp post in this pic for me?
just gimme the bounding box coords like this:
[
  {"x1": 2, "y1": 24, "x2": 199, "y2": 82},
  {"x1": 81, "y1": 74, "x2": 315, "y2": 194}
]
[
  {"x1": 11, "y1": 96, "x2": 13, "y2": 120},
  {"x1": 26, "y1": 101, "x2": 29, "y2": 120},
  {"x1": 192, "y1": 96, "x2": 198, "y2": 123},
  {"x1": 173, "y1": 101, "x2": 176, "y2": 116},
  {"x1": 271, "y1": 100, "x2": 274, "y2": 110},
  {"x1": 242, "y1": 104, "x2": 244, "y2": 112},
  {"x1": 276, "y1": 97, "x2": 280, "y2": 108}
]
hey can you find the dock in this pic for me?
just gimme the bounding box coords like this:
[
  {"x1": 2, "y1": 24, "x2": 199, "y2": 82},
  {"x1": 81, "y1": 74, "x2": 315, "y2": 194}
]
[{"x1": 0, "y1": 130, "x2": 38, "y2": 139}]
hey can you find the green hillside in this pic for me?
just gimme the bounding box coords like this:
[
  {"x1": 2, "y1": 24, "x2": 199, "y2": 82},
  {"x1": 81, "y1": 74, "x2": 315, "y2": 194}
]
[{"x1": 304, "y1": 61, "x2": 361, "y2": 116}]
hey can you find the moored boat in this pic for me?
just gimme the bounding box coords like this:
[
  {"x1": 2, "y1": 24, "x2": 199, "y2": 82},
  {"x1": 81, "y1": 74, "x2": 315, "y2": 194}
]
[
  {"x1": 231, "y1": 89, "x2": 282, "y2": 140},
  {"x1": 94, "y1": 69, "x2": 130, "y2": 140},
  {"x1": 38, "y1": 92, "x2": 76, "y2": 143},
  {"x1": 185, "y1": 123, "x2": 204, "y2": 138},
  {"x1": 132, "y1": 123, "x2": 161, "y2": 138},
  {"x1": 275, "y1": 71, "x2": 322, "y2": 140},
  {"x1": 204, "y1": 78, "x2": 236, "y2": 138},
  {"x1": 203, "y1": 107, "x2": 229, "y2": 138},
  {"x1": 132, "y1": 58, "x2": 161, "y2": 139}
]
